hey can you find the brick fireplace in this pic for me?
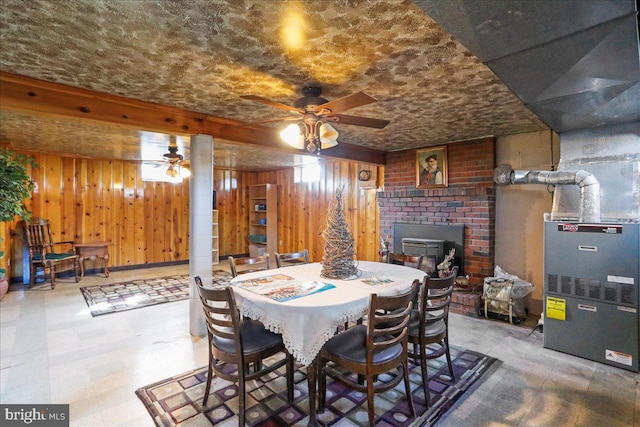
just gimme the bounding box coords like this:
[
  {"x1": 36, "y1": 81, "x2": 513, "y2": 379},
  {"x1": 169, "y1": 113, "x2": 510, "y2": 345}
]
[{"x1": 378, "y1": 137, "x2": 496, "y2": 283}]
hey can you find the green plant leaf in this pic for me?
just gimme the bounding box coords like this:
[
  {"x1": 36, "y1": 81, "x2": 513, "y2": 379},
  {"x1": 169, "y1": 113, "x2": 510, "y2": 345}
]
[{"x1": 0, "y1": 148, "x2": 38, "y2": 222}]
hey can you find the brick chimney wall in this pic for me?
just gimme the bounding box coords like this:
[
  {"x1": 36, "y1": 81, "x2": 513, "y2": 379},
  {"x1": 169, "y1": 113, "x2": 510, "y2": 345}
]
[{"x1": 379, "y1": 137, "x2": 496, "y2": 280}]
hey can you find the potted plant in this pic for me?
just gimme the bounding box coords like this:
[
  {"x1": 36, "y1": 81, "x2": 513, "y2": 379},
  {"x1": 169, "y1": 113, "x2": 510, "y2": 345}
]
[
  {"x1": 0, "y1": 147, "x2": 37, "y2": 299},
  {"x1": 0, "y1": 147, "x2": 37, "y2": 222}
]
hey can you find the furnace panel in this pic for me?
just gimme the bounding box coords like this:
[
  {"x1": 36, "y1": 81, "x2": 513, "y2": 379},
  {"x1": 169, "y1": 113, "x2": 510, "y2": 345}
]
[{"x1": 544, "y1": 221, "x2": 639, "y2": 372}]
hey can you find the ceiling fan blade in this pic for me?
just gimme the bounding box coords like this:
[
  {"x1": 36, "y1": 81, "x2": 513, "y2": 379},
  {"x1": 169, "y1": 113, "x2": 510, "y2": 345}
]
[
  {"x1": 142, "y1": 161, "x2": 166, "y2": 168},
  {"x1": 333, "y1": 114, "x2": 390, "y2": 129},
  {"x1": 241, "y1": 95, "x2": 304, "y2": 114},
  {"x1": 240, "y1": 115, "x2": 301, "y2": 126},
  {"x1": 318, "y1": 92, "x2": 378, "y2": 114}
]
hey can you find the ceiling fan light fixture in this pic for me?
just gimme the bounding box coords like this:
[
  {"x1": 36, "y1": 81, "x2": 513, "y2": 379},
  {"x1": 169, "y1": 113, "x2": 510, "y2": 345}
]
[
  {"x1": 320, "y1": 139, "x2": 338, "y2": 150},
  {"x1": 243, "y1": 86, "x2": 387, "y2": 155},
  {"x1": 165, "y1": 163, "x2": 190, "y2": 180},
  {"x1": 280, "y1": 123, "x2": 305, "y2": 149},
  {"x1": 166, "y1": 163, "x2": 179, "y2": 178},
  {"x1": 319, "y1": 123, "x2": 339, "y2": 149}
]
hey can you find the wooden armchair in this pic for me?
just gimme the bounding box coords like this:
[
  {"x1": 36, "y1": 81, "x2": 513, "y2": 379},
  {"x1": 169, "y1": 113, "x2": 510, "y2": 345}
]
[{"x1": 24, "y1": 218, "x2": 79, "y2": 289}]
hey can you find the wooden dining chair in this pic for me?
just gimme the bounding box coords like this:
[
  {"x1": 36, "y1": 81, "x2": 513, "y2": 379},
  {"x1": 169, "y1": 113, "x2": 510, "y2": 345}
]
[
  {"x1": 24, "y1": 217, "x2": 80, "y2": 289},
  {"x1": 228, "y1": 254, "x2": 270, "y2": 278},
  {"x1": 407, "y1": 266, "x2": 458, "y2": 406},
  {"x1": 275, "y1": 249, "x2": 309, "y2": 268},
  {"x1": 318, "y1": 281, "x2": 419, "y2": 426},
  {"x1": 345, "y1": 251, "x2": 417, "y2": 333},
  {"x1": 388, "y1": 252, "x2": 424, "y2": 270},
  {"x1": 194, "y1": 276, "x2": 294, "y2": 426}
]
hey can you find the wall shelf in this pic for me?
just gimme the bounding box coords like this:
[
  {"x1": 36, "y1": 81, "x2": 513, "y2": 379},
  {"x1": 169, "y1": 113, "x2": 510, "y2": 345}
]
[
  {"x1": 249, "y1": 184, "x2": 277, "y2": 263},
  {"x1": 212, "y1": 209, "x2": 219, "y2": 265}
]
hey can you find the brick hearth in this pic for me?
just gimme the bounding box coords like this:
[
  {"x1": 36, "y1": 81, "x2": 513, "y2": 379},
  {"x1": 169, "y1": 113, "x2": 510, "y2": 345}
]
[{"x1": 451, "y1": 290, "x2": 482, "y2": 317}]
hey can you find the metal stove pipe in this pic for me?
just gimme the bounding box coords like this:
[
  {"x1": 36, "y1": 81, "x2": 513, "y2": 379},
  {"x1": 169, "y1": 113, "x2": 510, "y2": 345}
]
[{"x1": 494, "y1": 164, "x2": 601, "y2": 223}]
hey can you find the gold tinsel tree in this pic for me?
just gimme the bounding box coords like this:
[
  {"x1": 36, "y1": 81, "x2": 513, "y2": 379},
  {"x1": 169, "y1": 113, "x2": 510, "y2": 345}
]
[{"x1": 321, "y1": 186, "x2": 358, "y2": 279}]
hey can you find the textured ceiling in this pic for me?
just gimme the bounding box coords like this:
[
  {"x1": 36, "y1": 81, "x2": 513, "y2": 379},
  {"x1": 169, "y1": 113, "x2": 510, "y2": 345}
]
[{"x1": 0, "y1": 0, "x2": 548, "y2": 170}]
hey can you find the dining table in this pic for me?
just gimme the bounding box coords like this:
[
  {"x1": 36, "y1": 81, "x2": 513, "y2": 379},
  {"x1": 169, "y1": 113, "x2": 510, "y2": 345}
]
[{"x1": 228, "y1": 260, "x2": 425, "y2": 426}]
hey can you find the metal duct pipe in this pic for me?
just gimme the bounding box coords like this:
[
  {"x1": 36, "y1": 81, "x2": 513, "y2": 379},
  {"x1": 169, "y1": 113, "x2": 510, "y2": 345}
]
[{"x1": 494, "y1": 164, "x2": 601, "y2": 223}]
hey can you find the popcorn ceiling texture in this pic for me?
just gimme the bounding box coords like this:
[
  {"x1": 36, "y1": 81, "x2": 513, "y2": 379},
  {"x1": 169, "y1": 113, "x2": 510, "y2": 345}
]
[{"x1": 0, "y1": 0, "x2": 547, "y2": 169}]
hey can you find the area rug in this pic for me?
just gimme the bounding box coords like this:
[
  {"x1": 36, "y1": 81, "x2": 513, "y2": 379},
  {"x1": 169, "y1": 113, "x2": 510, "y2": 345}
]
[
  {"x1": 80, "y1": 270, "x2": 232, "y2": 317},
  {"x1": 135, "y1": 346, "x2": 499, "y2": 426}
]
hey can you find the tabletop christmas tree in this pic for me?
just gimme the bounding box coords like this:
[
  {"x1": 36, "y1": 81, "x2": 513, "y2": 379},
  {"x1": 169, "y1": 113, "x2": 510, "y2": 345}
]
[{"x1": 321, "y1": 186, "x2": 357, "y2": 279}]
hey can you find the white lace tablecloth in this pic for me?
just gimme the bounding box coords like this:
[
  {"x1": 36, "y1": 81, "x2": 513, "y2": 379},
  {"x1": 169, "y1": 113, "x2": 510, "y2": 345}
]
[{"x1": 229, "y1": 261, "x2": 424, "y2": 365}]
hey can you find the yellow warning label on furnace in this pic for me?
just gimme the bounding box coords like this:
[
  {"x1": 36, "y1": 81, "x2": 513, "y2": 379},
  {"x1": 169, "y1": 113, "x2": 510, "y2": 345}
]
[{"x1": 546, "y1": 297, "x2": 566, "y2": 320}]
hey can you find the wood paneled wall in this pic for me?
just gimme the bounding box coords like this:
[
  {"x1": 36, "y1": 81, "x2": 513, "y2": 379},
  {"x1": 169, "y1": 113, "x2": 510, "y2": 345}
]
[
  {"x1": 251, "y1": 161, "x2": 382, "y2": 263},
  {"x1": 2, "y1": 151, "x2": 382, "y2": 281},
  {"x1": 5, "y1": 154, "x2": 191, "y2": 278},
  {"x1": 213, "y1": 168, "x2": 256, "y2": 257}
]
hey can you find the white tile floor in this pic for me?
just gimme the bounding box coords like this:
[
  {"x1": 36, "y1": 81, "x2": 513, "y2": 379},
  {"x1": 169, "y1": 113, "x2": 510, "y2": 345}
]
[{"x1": 1, "y1": 264, "x2": 638, "y2": 426}]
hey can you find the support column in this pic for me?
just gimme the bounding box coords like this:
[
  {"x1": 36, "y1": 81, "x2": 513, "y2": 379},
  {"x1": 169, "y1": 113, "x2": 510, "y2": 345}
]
[{"x1": 189, "y1": 134, "x2": 213, "y2": 337}]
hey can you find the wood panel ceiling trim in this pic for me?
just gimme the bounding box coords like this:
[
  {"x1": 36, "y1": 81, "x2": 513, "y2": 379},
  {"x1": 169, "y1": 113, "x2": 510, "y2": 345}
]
[
  {"x1": 0, "y1": 72, "x2": 386, "y2": 165},
  {"x1": 0, "y1": 71, "x2": 209, "y2": 133}
]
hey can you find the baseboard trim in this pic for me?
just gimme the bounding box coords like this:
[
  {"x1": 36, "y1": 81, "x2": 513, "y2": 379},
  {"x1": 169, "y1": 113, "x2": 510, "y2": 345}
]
[{"x1": 9, "y1": 259, "x2": 190, "y2": 288}]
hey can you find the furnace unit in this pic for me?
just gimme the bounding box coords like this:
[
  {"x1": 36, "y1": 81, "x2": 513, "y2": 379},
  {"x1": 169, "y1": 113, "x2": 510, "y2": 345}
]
[{"x1": 544, "y1": 221, "x2": 639, "y2": 372}]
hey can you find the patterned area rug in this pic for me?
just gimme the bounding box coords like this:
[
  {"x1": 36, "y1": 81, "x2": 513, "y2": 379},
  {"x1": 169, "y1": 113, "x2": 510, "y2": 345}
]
[
  {"x1": 135, "y1": 346, "x2": 498, "y2": 426},
  {"x1": 80, "y1": 270, "x2": 232, "y2": 317}
]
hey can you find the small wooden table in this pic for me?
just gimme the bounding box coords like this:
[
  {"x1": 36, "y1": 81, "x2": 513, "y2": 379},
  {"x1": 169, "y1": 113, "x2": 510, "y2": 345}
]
[{"x1": 75, "y1": 242, "x2": 110, "y2": 278}]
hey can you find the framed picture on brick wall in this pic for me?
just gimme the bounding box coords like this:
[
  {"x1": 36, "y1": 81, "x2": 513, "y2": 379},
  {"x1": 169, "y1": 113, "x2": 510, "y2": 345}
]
[{"x1": 416, "y1": 146, "x2": 448, "y2": 188}]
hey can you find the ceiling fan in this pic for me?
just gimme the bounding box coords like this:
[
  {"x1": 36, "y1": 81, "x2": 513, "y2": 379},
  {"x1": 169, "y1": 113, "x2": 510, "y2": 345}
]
[
  {"x1": 149, "y1": 136, "x2": 190, "y2": 179},
  {"x1": 241, "y1": 86, "x2": 390, "y2": 154}
]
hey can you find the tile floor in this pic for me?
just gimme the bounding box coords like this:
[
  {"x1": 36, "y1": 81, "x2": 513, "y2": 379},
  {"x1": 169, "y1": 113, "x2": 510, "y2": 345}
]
[{"x1": 1, "y1": 264, "x2": 638, "y2": 426}]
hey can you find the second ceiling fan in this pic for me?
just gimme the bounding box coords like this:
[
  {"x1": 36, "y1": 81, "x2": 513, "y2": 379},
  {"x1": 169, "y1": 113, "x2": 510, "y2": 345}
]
[
  {"x1": 159, "y1": 136, "x2": 190, "y2": 179},
  {"x1": 241, "y1": 86, "x2": 390, "y2": 154}
]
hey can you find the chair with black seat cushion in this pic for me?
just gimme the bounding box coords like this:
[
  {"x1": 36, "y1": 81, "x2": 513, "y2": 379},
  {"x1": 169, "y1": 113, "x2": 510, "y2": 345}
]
[
  {"x1": 275, "y1": 249, "x2": 309, "y2": 268},
  {"x1": 408, "y1": 266, "x2": 458, "y2": 406},
  {"x1": 318, "y1": 281, "x2": 419, "y2": 426},
  {"x1": 194, "y1": 276, "x2": 294, "y2": 426},
  {"x1": 387, "y1": 252, "x2": 424, "y2": 270},
  {"x1": 24, "y1": 217, "x2": 79, "y2": 289},
  {"x1": 228, "y1": 254, "x2": 270, "y2": 278}
]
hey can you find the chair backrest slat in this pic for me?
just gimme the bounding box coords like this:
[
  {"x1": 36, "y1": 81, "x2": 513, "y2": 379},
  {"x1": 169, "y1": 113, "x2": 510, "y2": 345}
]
[
  {"x1": 194, "y1": 276, "x2": 243, "y2": 355},
  {"x1": 388, "y1": 252, "x2": 424, "y2": 270},
  {"x1": 24, "y1": 217, "x2": 74, "y2": 255},
  {"x1": 229, "y1": 254, "x2": 270, "y2": 277},
  {"x1": 25, "y1": 218, "x2": 53, "y2": 255},
  {"x1": 367, "y1": 282, "x2": 418, "y2": 354},
  {"x1": 275, "y1": 249, "x2": 309, "y2": 268},
  {"x1": 419, "y1": 266, "x2": 458, "y2": 329}
]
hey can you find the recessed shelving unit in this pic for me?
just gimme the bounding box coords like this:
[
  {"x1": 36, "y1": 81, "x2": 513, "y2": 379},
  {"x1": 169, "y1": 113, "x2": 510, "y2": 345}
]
[
  {"x1": 249, "y1": 184, "x2": 277, "y2": 262},
  {"x1": 212, "y1": 209, "x2": 219, "y2": 265}
]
